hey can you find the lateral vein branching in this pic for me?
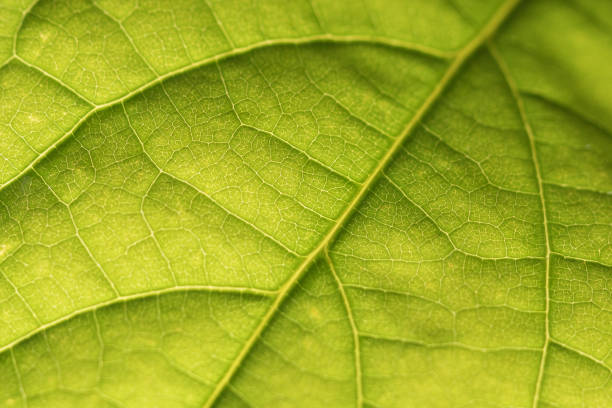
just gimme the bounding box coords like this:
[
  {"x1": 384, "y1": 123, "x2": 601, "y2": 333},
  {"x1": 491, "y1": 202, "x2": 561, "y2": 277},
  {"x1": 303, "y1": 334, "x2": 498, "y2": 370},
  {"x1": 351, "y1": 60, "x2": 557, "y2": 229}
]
[
  {"x1": 325, "y1": 248, "x2": 363, "y2": 407},
  {"x1": 0, "y1": 285, "x2": 277, "y2": 355},
  {"x1": 202, "y1": 1, "x2": 523, "y2": 406},
  {"x1": 1, "y1": 1, "x2": 527, "y2": 405},
  {"x1": 0, "y1": 34, "x2": 454, "y2": 193}
]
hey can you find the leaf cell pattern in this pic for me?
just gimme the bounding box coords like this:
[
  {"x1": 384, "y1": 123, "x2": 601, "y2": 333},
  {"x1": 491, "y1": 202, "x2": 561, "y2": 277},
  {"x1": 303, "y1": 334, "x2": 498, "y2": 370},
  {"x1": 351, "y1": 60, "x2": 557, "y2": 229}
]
[{"x1": 0, "y1": 0, "x2": 611, "y2": 407}]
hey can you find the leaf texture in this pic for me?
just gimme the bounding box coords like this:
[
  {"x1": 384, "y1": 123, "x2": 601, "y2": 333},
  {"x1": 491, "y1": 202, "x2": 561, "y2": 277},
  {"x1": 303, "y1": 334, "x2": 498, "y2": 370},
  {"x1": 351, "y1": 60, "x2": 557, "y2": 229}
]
[{"x1": 0, "y1": 0, "x2": 611, "y2": 407}]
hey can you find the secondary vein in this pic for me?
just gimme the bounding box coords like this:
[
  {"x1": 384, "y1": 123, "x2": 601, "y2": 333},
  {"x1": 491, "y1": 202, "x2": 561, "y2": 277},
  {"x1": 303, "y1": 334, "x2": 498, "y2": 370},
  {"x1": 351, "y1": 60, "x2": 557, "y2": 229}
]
[
  {"x1": 0, "y1": 284, "x2": 277, "y2": 355},
  {"x1": 326, "y1": 248, "x2": 363, "y2": 408},
  {"x1": 487, "y1": 42, "x2": 551, "y2": 408},
  {"x1": 0, "y1": 34, "x2": 454, "y2": 193}
]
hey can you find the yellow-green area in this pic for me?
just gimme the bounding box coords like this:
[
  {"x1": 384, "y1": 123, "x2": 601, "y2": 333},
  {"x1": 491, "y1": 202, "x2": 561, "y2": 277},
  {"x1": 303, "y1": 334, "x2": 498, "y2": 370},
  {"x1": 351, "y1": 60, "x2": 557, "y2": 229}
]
[{"x1": 0, "y1": 0, "x2": 610, "y2": 407}]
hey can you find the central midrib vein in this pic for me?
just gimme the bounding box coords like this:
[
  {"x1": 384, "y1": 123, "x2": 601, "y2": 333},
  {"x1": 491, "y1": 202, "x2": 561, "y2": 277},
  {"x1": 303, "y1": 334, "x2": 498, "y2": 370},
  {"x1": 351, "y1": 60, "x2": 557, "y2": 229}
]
[{"x1": 203, "y1": 0, "x2": 523, "y2": 406}]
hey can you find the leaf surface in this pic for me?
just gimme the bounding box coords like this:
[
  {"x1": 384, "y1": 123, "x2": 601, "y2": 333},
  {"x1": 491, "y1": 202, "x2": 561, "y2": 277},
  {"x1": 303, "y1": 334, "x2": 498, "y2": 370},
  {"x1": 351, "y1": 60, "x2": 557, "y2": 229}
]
[{"x1": 0, "y1": 0, "x2": 610, "y2": 407}]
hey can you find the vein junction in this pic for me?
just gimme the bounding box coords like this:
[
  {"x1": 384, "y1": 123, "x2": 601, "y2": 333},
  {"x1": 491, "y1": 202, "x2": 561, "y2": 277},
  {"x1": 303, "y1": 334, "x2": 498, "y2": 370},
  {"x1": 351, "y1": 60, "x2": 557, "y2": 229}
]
[{"x1": 1, "y1": 0, "x2": 612, "y2": 407}]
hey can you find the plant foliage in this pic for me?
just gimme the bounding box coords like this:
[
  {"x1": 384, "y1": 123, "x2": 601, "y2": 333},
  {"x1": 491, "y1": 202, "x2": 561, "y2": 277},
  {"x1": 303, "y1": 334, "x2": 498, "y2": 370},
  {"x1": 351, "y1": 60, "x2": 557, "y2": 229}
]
[{"x1": 0, "y1": 0, "x2": 610, "y2": 407}]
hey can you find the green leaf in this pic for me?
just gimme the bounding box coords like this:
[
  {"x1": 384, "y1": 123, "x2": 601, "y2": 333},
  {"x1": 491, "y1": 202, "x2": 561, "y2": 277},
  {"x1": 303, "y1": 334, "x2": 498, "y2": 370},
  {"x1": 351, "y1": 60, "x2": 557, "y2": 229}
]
[{"x1": 0, "y1": 0, "x2": 610, "y2": 407}]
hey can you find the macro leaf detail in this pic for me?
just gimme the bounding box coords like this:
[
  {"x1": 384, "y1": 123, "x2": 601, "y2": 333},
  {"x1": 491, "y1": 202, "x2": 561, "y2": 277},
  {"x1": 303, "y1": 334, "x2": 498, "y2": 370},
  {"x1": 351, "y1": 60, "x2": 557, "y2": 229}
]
[{"x1": 0, "y1": 0, "x2": 610, "y2": 407}]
